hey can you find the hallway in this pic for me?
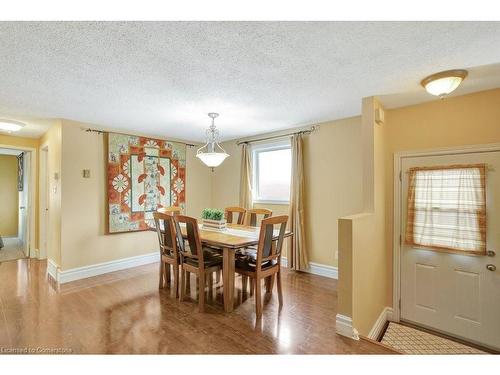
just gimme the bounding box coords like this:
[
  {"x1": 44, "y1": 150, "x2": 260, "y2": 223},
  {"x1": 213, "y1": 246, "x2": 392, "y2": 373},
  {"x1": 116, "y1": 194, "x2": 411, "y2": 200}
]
[{"x1": 0, "y1": 237, "x2": 26, "y2": 263}]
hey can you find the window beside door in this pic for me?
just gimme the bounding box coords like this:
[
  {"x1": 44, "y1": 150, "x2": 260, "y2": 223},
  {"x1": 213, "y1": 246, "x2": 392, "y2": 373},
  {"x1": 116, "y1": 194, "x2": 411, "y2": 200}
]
[
  {"x1": 405, "y1": 164, "x2": 487, "y2": 255},
  {"x1": 252, "y1": 141, "x2": 291, "y2": 204}
]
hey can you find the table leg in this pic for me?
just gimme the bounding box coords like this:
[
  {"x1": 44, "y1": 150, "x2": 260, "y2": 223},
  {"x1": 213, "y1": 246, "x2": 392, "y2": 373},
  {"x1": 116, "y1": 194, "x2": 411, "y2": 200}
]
[{"x1": 223, "y1": 247, "x2": 235, "y2": 312}]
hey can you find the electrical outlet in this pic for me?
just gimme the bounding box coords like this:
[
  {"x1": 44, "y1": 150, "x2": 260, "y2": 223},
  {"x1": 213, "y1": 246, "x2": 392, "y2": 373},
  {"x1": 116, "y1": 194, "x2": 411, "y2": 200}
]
[{"x1": 83, "y1": 169, "x2": 91, "y2": 178}]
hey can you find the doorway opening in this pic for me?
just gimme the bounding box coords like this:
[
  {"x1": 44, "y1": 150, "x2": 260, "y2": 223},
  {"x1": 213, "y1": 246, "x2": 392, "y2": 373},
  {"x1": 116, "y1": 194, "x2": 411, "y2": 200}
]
[{"x1": 0, "y1": 145, "x2": 36, "y2": 263}]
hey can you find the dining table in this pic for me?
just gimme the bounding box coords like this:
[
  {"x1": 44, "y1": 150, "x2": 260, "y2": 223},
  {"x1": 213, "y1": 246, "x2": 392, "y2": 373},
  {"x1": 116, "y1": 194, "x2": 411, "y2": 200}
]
[{"x1": 176, "y1": 222, "x2": 292, "y2": 312}]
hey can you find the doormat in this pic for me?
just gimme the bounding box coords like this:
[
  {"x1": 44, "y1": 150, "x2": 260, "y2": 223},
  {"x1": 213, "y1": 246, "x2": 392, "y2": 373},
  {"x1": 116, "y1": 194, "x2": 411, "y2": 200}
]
[{"x1": 380, "y1": 322, "x2": 487, "y2": 354}]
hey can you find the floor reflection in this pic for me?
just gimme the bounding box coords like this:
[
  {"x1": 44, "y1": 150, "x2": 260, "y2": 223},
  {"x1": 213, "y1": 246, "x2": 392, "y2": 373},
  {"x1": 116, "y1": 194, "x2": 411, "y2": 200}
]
[{"x1": 0, "y1": 258, "x2": 394, "y2": 354}]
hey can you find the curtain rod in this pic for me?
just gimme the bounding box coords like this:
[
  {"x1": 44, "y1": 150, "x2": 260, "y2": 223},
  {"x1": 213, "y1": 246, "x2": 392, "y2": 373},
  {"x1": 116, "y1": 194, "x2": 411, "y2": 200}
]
[
  {"x1": 84, "y1": 128, "x2": 197, "y2": 147},
  {"x1": 236, "y1": 125, "x2": 319, "y2": 146}
]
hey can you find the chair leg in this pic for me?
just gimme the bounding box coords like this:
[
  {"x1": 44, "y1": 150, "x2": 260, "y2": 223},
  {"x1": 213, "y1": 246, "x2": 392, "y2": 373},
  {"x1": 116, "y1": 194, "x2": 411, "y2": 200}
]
[
  {"x1": 165, "y1": 263, "x2": 171, "y2": 287},
  {"x1": 255, "y1": 277, "x2": 262, "y2": 318},
  {"x1": 242, "y1": 275, "x2": 248, "y2": 294},
  {"x1": 185, "y1": 271, "x2": 191, "y2": 295},
  {"x1": 208, "y1": 272, "x2": 214, "y2": 298},
  {"x1": 266, "y1": 274, "x2": 275, "y2": 294},
  {"x1": 277, "y1": 271, "x2": 283, "y2": 307},
  {"x1": 198, "y1": 273, "x2": 205, "y2": 313},
  {"x1": 158, "y1": 261, "x2": 164, "y2": 289},
  {"x1": 173, "y1": 264, "x2": 179, "y2": 298},
  {"x1": 180, "y1": 267, "x2": 186, "y2": 302},
  {"x1": 250, "y1": 278, "x2": 254, "y2": 296}
]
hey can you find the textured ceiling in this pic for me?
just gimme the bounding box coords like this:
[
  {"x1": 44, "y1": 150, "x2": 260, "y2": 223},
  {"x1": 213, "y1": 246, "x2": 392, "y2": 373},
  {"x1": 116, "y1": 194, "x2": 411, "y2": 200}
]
[{"x1": 1, "y1": 21, "x2": 500, "y2": 141}]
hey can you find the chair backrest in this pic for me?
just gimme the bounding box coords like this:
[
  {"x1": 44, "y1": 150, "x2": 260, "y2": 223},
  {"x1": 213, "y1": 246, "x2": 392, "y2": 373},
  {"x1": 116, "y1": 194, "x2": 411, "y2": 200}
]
[
  {"x1": 246, "y1": 208, "x2": 272, "y2": 227},
  {"x1": 255, "y1": 215, "x2": 288, "y2": 270},
  {"x1": 153, "y1": 212, "x2": 179, "y2": 259},
  {"x1": 173, "y1": 215, "x2": 206, "y2": 268},
  {"x1": 157, "y1": 206, "x2": 181, "y2": 215},
  {"x1": 225, "y1": 206, "x2": 246, "y2": 225}
]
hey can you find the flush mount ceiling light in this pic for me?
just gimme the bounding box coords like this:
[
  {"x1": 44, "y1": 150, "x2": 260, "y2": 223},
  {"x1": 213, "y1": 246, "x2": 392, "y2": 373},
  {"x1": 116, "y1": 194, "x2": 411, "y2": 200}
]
[
  {"x1": 421, "y1": 69, "x2": 468, "y2": 98},
  {"x1": 196, "y1": 112, "x2": 229, "y2": 168},
  {"x1": 0, "y1": 119, "x2": 25, "y2": 133}
]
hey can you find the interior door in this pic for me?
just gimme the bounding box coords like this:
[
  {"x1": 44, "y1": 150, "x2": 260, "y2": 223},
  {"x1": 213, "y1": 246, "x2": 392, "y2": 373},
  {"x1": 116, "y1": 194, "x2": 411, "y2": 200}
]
[
  {"x1": 400, "y1": 150, "x2": 500, "y2": 351},
  {"x1": 18, "y1": 151, "x2": 30, "y2": 256}
]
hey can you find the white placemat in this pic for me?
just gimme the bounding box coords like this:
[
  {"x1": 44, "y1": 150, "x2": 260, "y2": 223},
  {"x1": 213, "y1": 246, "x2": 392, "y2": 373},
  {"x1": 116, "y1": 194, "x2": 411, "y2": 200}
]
[
  {"x1": 198, "y1": 224, "x2": 259, "y2": 238},
  {"x1": 176, "y1": 222, "x2": 259, "y2": 239}
]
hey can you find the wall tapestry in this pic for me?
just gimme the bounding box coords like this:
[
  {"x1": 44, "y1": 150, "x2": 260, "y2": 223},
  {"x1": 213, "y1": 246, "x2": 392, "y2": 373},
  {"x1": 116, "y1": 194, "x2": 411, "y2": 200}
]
[{"x1": 107, "y1": 133, "x2": 186, "y2": 233}]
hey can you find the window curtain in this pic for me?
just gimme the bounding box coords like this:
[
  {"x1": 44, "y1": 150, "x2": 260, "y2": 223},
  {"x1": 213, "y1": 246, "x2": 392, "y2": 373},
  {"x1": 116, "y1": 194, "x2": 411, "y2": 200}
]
[
  {"x1": 405, "y1": 164, "x2": 486, "y2": 255},
  {"x1": 288, "y1": 134, "x2": 309, "y2": 270},
  {"x1": 239, "y1": 143, "x2": 253, "y2": 209}
]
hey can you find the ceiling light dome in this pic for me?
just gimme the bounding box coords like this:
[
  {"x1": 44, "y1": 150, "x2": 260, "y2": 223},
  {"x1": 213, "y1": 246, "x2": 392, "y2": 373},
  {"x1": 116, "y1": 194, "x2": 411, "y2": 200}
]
[
  {"x1": 196, "y1": 113, "x2": 229, "y2": 168},
  {"x1": 0, "y1": 119, "x2": 25, "y2": 133},
  {"x1": 421, "y1": 69, "x2": 468, "y2": 98}
]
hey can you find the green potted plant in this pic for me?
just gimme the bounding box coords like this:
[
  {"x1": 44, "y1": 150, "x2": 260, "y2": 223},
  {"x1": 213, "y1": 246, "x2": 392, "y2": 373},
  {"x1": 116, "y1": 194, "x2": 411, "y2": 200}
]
[{"x1": 201, "y1": 208, "x2": 226, "y2": 230}]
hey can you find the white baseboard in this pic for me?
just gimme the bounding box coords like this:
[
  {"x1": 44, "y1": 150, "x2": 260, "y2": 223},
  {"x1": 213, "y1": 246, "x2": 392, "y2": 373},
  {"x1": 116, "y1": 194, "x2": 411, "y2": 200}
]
[
  {"x1": 336, "y1": 314, "x2": 359, "y2": 340},
  {"x1": 47, "y1": 259, "x2": 59, "y2": 282},
  {"x1": 281, "y1": 257, "x2": 338, "y2": 279},
  {"x1": 368, "y1": 307, "x2": 394, "y2": 340},
  {"x1": 57, "y1": 252, "x2": 160, "y2": 284}
]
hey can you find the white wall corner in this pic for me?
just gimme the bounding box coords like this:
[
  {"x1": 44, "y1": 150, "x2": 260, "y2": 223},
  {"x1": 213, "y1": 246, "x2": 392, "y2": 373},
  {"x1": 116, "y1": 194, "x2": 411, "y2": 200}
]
[
  {"x1": 368, "y1": 307, "x2": 394, "y2": 340},
  {"x1": 281, "y1": 257, "x2": 338, "y2": 279},
  {"x1": 336, "y1": 314, "x2": 359, "y2": 340},
  {"x1": 47, "y1": 259, "x2": 59, "y2": 283},
  {"x1": 58, "y1": 251, "x2": 160, "y2": 284}
]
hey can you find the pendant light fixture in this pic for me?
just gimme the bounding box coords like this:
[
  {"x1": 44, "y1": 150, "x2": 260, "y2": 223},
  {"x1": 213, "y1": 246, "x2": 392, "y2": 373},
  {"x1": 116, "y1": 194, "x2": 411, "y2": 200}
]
[
  {"x1": 196, "y1": 112, "x2": 229, "y2": 168},
  {"x1": 421, "y1": 69, "x2": 468, "y2": 98}
]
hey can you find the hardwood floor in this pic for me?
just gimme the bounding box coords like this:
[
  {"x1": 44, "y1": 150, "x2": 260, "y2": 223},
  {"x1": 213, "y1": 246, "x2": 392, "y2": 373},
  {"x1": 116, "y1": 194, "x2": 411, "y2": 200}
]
[{"x1": 0, "y1": 258, "x2": 395, "y2": 354}]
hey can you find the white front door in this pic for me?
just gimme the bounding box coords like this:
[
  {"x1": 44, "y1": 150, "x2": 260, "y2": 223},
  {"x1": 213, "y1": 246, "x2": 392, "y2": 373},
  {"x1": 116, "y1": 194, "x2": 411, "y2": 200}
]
[{"x1": 401, "y1": 150, "x2": 500, "y2": 351}]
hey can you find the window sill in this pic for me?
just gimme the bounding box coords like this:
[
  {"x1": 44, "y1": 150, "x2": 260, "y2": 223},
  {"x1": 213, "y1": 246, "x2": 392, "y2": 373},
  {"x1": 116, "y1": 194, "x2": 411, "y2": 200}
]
[{"x1": 253, "y1": 200, "x2": 290, "y2": 206}]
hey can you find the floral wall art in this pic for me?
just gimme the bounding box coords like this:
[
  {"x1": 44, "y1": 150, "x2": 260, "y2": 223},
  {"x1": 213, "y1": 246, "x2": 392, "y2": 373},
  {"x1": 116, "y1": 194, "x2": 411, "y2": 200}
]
[{"x1": 107, "y1": 133, "x2": 186, "y2": 233}]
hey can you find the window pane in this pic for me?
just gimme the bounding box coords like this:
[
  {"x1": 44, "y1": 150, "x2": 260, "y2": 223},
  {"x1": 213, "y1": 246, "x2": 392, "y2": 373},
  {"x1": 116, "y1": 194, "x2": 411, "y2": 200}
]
[{"x1": 257, "y1": 148, "x2": 291, "y2": 201}]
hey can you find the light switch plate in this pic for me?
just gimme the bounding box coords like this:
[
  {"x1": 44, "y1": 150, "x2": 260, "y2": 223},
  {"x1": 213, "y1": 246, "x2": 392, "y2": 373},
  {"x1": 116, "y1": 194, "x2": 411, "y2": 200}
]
[{"x1": 83, "y1": 169, "x2": 91, "y2": 178}]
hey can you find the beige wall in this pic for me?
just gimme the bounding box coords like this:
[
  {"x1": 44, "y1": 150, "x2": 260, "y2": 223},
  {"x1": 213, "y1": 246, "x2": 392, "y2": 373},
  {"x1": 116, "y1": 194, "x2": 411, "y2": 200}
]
[
  {"x1": 0, "y1": 155, "x2": 19, "y2": 236},
  {"x1": 384, "y1": 87, "x2": 500, "y2": 305},
  {"x1": 212, "y1": 117, "x2": 363, "y2": 267},
  {"x1": 0, "y1": 135, "x2": 40, "y2": 247},
  {"x1": 337, "y1": 98, "x2": 389, "y2": 336},
  {"x1": 354, "y1": 98, "x2": 388, "y2": 335},
  {"x1": 58, "y1": 120, "x2": 212, "y2": 270},
  {"x1": 40, "y1": 121, "x2": 63, "y2": 265}
]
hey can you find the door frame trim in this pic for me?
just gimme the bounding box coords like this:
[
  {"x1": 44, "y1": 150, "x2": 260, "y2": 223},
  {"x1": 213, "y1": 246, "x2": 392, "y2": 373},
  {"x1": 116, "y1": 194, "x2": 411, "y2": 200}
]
[
  {"x1": 392, "y1": 142, "x2": 500, "y2": 322},
  {"x1": 0, "y1": 143, "x2": 37, "y2": 258}
]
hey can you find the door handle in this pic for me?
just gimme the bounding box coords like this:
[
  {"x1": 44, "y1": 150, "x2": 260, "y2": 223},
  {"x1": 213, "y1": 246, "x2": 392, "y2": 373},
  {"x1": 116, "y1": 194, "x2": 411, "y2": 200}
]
[
  {"x1": 487, "y1": 250, "x2": 496, "y2": 257},
  {"x1": 19, "y1": 206, "x2": 25, "y2": 209},
  {"x1": 486, "y1": 264, "x2": 496, "y2": 271}
]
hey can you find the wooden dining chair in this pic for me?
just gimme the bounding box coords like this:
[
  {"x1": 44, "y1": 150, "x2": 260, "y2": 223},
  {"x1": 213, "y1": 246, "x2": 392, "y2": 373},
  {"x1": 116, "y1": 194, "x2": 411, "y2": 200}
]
[
  {"x1": 174, "y1": 215, "x2": 223, "y2": 312},
  {"x1": 157, "y1": 206, "x2": 181, "y2": 215},
  {"x1": 153, "y1": 212, "x2": 181, "y2": 297},
  {"x1": 246, "y1": 208, "x2": 272, "y2": 227},
  {"x1": 235, "y1": 215, "x2": 288, "y2": 318},
  {"x1": 225, "y1": 206, "x2": 246, "y2": 225},
  {"x1": 238, "y1": 208, "x2": 273, "y2": 292}
]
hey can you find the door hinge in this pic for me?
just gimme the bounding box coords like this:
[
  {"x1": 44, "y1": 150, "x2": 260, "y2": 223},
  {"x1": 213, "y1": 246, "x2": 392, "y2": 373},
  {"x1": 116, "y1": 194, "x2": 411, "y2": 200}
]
[
  {"x1": 399, "y1": 171, "x2": 402, "y2": 181},
  {"x1": 399, "y1": 299, "x2": 401, "y2": 309},
  {"x1": 400, "y1": 234, "x2": 402, "y2": 245}
]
